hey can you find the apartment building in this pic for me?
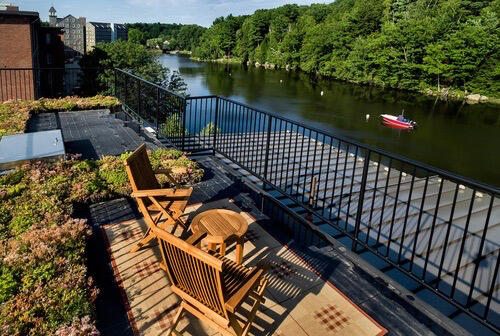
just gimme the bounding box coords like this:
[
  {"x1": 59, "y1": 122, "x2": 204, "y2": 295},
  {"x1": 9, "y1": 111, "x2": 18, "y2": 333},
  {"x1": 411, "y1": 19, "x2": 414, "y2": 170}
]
[
  {"x1": 86, "y1": 21, "x2": 112, "y2": 52},
  {"x1": 112, "y1": 23, "x2": 128, "y2": 41}
]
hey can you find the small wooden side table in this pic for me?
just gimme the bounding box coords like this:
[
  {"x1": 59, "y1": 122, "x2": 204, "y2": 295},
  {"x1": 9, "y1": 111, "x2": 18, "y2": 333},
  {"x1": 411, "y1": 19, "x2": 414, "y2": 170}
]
[{"x1": 190, "y1": 209, "x2": 248, "y2": 264}]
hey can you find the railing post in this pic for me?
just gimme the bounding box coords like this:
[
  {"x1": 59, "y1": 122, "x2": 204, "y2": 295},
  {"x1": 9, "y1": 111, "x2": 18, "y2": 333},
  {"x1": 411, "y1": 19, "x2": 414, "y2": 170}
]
[
  {"x1": 212, "y1": 96, "x2": 219, "y2": 155},
  {"x1": 352, "y1": 149, "x2": 371, "y2": 251},
  {"x1": 263, "y1": 114, "x2": 273, "y2": 186},
  {"x1": 181, "y1": 98, "x2": 187, "y2": 151},
  {"x1": 155, "y1": 86, "x2": 160, "y2": 138}
]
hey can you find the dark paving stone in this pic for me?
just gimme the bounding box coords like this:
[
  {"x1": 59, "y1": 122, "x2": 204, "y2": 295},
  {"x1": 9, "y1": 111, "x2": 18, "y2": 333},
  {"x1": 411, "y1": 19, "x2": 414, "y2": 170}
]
[{"x1": 27, "y1": 110, "x2": 162, "y2": 159}]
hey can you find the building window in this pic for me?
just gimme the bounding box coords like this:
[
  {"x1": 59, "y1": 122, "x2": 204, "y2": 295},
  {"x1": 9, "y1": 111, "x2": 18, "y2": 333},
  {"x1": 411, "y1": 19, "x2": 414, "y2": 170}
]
[
  {"x1": 47, "y1": 54, "x2": 53, "y2": 65},
  {"x1": 45, "y1": 32, "x2": 51, "y2": 44}
]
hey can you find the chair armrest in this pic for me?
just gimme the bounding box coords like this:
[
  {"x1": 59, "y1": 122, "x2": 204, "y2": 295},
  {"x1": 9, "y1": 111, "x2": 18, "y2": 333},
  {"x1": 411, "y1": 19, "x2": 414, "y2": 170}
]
[
  {"x1": 185, "y1": 231, "x2": 207, "y2": 246},
  {"x1": 225, "y1": 261, "x2": 268, "y2": 313},
  {"x1": 131, "y1": 188, "x2": 192, "y2": 198}
]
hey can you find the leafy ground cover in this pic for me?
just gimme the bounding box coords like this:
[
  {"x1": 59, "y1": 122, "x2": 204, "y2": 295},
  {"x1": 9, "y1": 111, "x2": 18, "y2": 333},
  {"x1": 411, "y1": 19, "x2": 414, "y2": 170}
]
[
  {"x1": 0, "y1": 149, "x2": 203, "y2": 335},
  {"x1": 0, "y1": 96, "x2": 121, "y2": 139}
]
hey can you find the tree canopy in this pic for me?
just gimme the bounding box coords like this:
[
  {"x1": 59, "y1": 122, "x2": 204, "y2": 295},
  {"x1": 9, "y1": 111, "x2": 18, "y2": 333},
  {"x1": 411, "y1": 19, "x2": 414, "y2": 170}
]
[
  {"x1": 192, "y1": 0, "x2": 500, "y2": 97},
  {"x1": 125, "y1": 23, "x2": 206, "y2": 52},
  {"x1": 80, "y1": 40, "x2": 186, "y2": 95}
]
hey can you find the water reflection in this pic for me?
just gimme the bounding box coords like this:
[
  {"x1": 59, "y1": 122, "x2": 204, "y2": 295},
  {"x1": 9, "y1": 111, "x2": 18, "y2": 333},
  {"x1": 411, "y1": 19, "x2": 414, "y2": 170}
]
[{"x1": 160, "y1": 54, "x2": 500, "y2": 186}]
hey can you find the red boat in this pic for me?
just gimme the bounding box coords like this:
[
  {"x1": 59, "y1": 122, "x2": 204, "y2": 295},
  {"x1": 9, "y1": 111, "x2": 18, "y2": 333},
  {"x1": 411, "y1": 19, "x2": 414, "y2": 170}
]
[{"x1": 380, "y1": 114, "x2": 417, "y2": 130}]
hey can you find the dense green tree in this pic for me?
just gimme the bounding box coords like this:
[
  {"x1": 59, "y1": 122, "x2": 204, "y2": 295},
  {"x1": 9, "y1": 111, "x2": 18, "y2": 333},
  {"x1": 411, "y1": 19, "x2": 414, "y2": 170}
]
[
  {"x1": 128, "y1": 28, "x2": 147, "y2": 45},
  {"x1": 80, "y1": 41, "x2": 186, "y2": 95},
  {"x1": 125, "y1": 23, "x2": 206, "y2": 51},
  {"x1": 191, "y1": 0, "x2": 500, "y2": 97}
]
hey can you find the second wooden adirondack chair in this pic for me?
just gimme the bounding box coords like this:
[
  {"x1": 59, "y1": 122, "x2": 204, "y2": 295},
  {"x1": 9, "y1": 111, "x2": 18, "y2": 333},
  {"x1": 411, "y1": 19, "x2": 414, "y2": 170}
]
[
  {"x1": 153, "y1": 225, "x2": 268, "y2": 336},
  {"x1": 124, "y1": 144, "x2": 193, "y2": 254}
]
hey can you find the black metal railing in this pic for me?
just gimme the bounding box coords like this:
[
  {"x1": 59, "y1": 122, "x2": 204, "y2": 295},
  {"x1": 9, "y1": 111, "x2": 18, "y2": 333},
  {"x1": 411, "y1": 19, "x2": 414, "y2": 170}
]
[
  {"x1": 114, "y1": 68, "x2": 500, "y2": 333},
  {"x1": 0, "y1": 67, "x2": 101, "y2": 101}
]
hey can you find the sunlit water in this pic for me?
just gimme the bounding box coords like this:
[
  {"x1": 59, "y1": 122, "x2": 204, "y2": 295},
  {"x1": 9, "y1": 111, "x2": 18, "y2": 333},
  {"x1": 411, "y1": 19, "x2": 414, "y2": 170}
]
[{"x1": 159, "y1": 54, "x2": 500, "y2": 187}]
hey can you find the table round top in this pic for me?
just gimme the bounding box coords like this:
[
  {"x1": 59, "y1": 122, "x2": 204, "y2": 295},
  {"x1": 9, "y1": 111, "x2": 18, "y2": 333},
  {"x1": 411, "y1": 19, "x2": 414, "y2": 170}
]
[{"x1": 190, "y1": 209, "x2": 248, "y2": 242}]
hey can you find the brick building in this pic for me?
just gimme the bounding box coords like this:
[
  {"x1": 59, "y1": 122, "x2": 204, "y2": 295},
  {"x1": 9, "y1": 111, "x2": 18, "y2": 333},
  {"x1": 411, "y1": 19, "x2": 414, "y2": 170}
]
[{"x1": 0, "y1": 6, "x2": 64, "y2": 100}]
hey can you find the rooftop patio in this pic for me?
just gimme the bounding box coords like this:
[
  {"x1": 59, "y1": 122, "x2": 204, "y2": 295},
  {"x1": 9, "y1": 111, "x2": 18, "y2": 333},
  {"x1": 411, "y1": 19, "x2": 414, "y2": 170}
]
[{"x1": 23, "y1": 109, "x2": 477, "y2": 335}]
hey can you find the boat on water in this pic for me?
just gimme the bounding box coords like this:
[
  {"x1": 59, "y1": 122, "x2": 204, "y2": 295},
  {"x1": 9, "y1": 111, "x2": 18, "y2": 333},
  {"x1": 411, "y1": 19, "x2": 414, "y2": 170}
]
[{"x1": 380, "y1": 114, "x2": 417, "y2": 130}]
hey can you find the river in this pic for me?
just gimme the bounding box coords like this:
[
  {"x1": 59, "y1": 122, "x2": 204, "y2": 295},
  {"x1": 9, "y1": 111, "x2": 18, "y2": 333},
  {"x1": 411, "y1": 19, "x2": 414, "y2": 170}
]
[{"x1": 159, "y1": 54, "x2": 500, "y2": 187}]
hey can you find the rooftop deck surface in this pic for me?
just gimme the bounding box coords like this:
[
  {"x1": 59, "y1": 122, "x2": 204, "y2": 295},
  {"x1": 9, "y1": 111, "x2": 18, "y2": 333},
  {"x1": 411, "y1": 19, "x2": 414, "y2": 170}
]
[{"x1": 27, "y1": 110, "x2": 471, "y2": 335}]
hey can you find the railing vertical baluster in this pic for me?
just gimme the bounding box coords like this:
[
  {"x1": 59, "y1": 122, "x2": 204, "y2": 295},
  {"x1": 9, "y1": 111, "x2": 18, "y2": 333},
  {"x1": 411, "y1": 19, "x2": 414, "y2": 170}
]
[
  {"x1": 466, "y1": 194, "x2": 494, "y2": 308},
  {"x1": 410, "y1": 174, "x2": 429, "y2": 273},
  {"x1": 263, "y1": 114, "x2": 272, "y2": 184},
  {"x1": 181, "y1": 97, "x2": 187, "y2": 151},
  {"x1": 435, "y1": 183, "x2": 460, "y2": 289},
  {"x1": 386, "y1": 169, "x2": 403, "y2": 257},
  {"x1": 450, "y1": 191, "x2": 476, "y2": 299},
  {"x1": 352, "y1": 149, "x2": 371, "y2": 251},
  {"x1": 422, "y1": 177, "x2": 444, "y2": 279},
  {"x1": 155, "y1": 86, "x2": 160, "y2": 137},
  {"x1": 213, "y1": 96, "x2": 219, "y2": 155},
  {"x1": 397, "y1": 166, "x2": 416, "y2": 264},
  {"x1": 484, "y1": 251, "x2": 500, "y2": 320}
]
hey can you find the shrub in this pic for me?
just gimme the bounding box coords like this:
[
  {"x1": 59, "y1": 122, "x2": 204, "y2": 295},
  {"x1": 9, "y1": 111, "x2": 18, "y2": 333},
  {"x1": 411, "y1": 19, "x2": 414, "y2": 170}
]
[
  {"x1": 0, "y1": 149, "x2": 203, "y2": 334},
  {"x1": 199, "y1": 122, "x2": 221, "y2": 136}
]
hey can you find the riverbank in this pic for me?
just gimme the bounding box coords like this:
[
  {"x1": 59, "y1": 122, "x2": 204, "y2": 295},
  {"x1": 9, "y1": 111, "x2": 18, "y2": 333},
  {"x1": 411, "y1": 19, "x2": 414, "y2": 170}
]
[{"x1": 190, "y1": 56, "x2": 498, "y2": 105}]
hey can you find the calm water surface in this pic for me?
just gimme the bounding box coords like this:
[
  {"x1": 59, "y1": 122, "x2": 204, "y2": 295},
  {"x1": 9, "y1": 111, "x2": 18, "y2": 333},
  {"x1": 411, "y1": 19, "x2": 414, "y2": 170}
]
[{"x1": 159, "y1": 54, "x2": 500, "y2": 187}]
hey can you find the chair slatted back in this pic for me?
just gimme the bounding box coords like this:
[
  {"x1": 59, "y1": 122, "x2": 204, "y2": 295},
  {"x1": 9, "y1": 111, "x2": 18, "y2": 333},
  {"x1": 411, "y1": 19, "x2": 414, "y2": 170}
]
[
  {"x1": 124, "y1": 144, "x2": 160, "y2": 192},
  {"x1": 156, "y1": 228, "x2": 228, "y2": 320}
]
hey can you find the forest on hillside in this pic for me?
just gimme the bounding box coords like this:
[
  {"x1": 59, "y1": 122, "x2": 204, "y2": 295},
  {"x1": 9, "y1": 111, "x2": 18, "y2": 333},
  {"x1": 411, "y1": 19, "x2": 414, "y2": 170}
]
[
  {"x1": 125, "y1": 23, "x2": 206, "y2": 51},
  {"x1": 192, "y1": 0, "x2": 500, "y2": 97}
]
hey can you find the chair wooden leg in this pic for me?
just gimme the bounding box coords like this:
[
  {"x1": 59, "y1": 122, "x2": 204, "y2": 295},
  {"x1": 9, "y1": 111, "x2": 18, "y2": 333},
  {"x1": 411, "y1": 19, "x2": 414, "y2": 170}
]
[
  {"x1": 130, "y1": 228, "x2": 155, "y2": 253},
  {"x1": 235, "y1": 238, "x2": 244, "y2": 264},
  {"x1": 167, "y1": 304, "x2": 185, "y2": 336},
  {"x1": 220, "y1": 242, "x2": 226, "y2": 256}
]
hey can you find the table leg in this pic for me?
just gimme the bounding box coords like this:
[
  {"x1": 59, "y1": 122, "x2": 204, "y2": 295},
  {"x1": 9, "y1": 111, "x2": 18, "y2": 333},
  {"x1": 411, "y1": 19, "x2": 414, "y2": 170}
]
[
  {"x1": 235, "y1": 238, "x2": 244, "y2": 264},
  {"x1": 220, "y1": 243, "x2": 226, "y2": 256},
  {"x1": 208, "y1": 243, "x2": 216, "y2": 252}
]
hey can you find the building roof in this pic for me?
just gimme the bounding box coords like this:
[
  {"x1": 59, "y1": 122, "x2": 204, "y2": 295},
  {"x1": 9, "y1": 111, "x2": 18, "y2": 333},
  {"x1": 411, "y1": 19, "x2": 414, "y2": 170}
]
[
  {"x1": 113, "y1": 23, "x2": 127, "y2": 29},
  {"x1": 89, "y1": 21, "x2": 111, "y2": 28},
  {"x1": 49, "y1": 6, "x2": 56, "y2": 14},
  {"x1": 0, "y1": 9, "x2": 39, "y2": 17}
]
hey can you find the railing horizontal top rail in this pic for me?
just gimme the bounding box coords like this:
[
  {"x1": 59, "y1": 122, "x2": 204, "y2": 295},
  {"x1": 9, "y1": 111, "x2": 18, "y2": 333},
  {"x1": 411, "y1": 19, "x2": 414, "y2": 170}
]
[{"x1": 115, "y1": 68, "x2": 186, "y2": 100}]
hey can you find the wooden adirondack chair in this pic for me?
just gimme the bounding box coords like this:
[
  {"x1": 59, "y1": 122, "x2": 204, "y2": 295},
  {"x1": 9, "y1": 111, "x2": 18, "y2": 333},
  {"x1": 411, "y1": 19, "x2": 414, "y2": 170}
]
[
  {"x1": 153, "y1": 225, "x2": 268, "y2": 336},
  {"x1": 124, "y1": 144, "x2": 193, "y2": 254}
]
